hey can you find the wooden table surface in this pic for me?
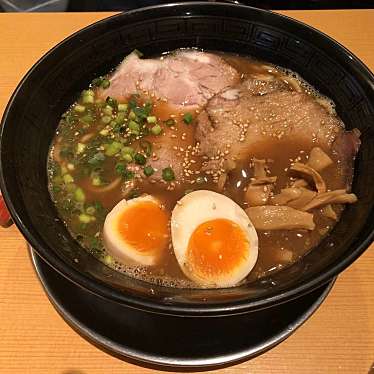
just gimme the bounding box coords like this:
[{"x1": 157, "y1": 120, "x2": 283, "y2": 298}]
[{"x1": 0, "y1": 9, "x2": 373, "y2": 374}]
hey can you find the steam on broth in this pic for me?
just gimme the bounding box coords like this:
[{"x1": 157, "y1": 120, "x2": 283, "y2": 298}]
[{"x1": 48, "y1": 49, "x2": 360, "y2": 289}]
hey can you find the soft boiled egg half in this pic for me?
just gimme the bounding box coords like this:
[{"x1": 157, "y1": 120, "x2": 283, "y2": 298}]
[
  {"x1": 103, "y1": 195, "x2": 170, "y2": 266},
  {"x1": 171, "y1": 190, "x2": 258, "y2": 288}
]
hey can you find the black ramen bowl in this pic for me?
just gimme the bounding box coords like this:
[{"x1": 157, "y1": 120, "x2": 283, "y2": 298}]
[{"x1": 1, "y1": 2, "x2": 373, "y2": 317}]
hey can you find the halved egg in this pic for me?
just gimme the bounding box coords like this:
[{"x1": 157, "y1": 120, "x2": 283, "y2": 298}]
[
  {"x1": 171, "y1": 190, "x2": 258, "y2": 288},
  {"x1": 103, "y1": 195, "x2": 170, "y2": 266}
]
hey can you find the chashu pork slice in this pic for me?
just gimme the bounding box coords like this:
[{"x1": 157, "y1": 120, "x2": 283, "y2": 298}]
[
  {"x1": 99, "y1": 50, "x2": 240, "y2": 112},
  {"x1": 195, "y1": 78, "x2": 359, "y2": 188}
]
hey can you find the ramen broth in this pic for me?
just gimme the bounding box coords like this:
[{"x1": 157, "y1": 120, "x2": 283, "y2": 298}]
[{"x1": 48, "y1": 51, "x2": 356, "y2": 288}]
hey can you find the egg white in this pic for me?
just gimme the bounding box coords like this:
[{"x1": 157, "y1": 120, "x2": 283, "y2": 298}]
[
  {"x1": 103, "y1": 195, "x2": 166, "y2": 266},
  {"x1": 171, "y1": 190, "x2": 258, "y2": 288}
]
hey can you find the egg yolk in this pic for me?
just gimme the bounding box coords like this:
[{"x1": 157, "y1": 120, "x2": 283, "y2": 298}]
[
  {"x1": 116, "y1": 201, "x2": 170, "y2": 254},
  {"x1": 187, "y1": 218, "x2": 249, "y2": 278}
]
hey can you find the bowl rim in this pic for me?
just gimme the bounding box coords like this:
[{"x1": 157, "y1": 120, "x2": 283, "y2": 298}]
[
  {"x1": 30, "y1": 246, "x2": 337, "y2": 367},
  {"x1": 1, "y1": 1, "x2": 374, "y2": 316}
]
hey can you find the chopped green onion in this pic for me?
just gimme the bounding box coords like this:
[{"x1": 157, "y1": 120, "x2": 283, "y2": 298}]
[
  {"x1": 91, "y1": 176, "x2": 102, "y2": 186},
  {"x1": 118, "y1": 103, "x2": 128, "y2": 112},
  {"x1": 82, "y1": 94, "x2": 94, "y2": 105},
  {"x1": 101, "y1": 79, "x2": 110, "y2": 89},
  {"x1": 106, "y1": 96, "x2": 118, "y2": 109},
  {"x1": 94, "y1": 201, "x2": 104, "y2": 211},
  {"x1": 110, "y1": 121, "x2": 128, "y2": 134},
  {"x1": 88, "y1": 152, "x2": 105, "y2": 166},
  {"x1": 92, "y1": 77, "x2": 110, "y2": 89},
  {"x1": 74, "y1": 187, "x2": 86, "y2": 203},
  {"x1": 134, "y1": 103, "x2": 152, "y2": 119},
  {"x1": 99, "y1": 128, "x2": 109, "y2": 136},
  {"x1": 183, "y1": 112, "x2": 193, "y2": 124},
  {"x1": 76, "y1": 143, "x2": 86, "y2": 154},
  {"x1": 128, "y1": 95, "x2": 138, "y2": 109},
  {"x1": 112, "y1": 122, "x2": 124, "y2": 133},
  {"x1": 129, "y1": 111, "x2": 137, "y2": 120},
  {"x1": 165, "y1": 118, "x2": 176, "y2": 127},
  {"x1": 143, "y1": 166, "x2": 154, "y2": 177},
  {"x1": 151, "y1": 124, "x2": 162, "y2": 135},
  {"x1": 63, "y1": 174, "x2": 74, "y2": 184},
  {"x1": 79, "y1": 213, "x2": 93, "y2": 224},
  {"x1": 121, "y1": 169, "x2": 135, "y2": 181},
  {"x1": 74, "y1": 104, "x2": 86, "y2": 113},
  {"x1": 52, "y1": 176, "x2": 64, "y2": 185},
  {"x1": 105, "y1": 141, "x2": 122, "y2": 156},
  {"x1": 162, "y1": 167, "x2": 175, "y2": 181},
  {"x1": 122, "y1": 146, "x2": 135, "y2": 155},
  {"x1": 103, "y1": 105, "x2": 113, "y2": 116},
  {"x1": 116, "y1": 163, "x2": 135, "y2": 181},
  {"x1": 123, "y1": 170, "x2": 135, "y2": 181},
  {"x1": 115, "y1": 112, "x2": 126, "y2": 124},
  {"x1": 82, "y1": 89, "x2": 94, "y2": 97},
  {"x1": 128, "y1": 120, "x2": 140, "y2": 135},
  {"x1": 122, "y1": 153, "x2": 133, "y2": 163},
  {"x1": 144, "y1": 101, "x2": 153, "y2": 114},
  {"x1": 62, "y1": 112, "x2": 76, "y2": 125},
  {"x1": 115, "y1": 163, "x2": 126, "y2": 175},
  {"x1": 140, "y1": 140, "x2": 152, "y2": 156},
  {"x1": 101, "y1": 115, "x2": 112, "y2": 125},
  {"x1": 60, "y1": 147, "x2": 74, "y2": 160},
  {"x1": 134, "y1": 153, "x2": 146, "y2": 165},
  {"x1": 91, "y1": 77, "x2": 103, "y2": 87},
  {"x1": 104, "y1": 254, "x2": 114, "y2": 265},
  {"x1": 86, "y1": 206, "x2": 96, "y2": 215},
  {"x1": 65, "y1": 183, "x2": 77, "y2": 193},
  {"x1": 147, "y1": 116, "x2": 157, "y2": 124},
  {"x1": 81, "y1": 114, "x2": 94, "y2": 124}
]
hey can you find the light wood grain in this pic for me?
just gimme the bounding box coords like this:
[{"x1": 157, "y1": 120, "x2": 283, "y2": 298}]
[{"x1": 0, "y1": 10, "x2": 373, "y2": 374}]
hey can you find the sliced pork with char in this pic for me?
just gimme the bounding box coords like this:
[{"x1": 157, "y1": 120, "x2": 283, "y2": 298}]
[
  {"x1": 196, "y1": 79, "x2": 346, "y2": 176},
  {"x1": 332, "y1": 129, "x2": 361, "y2": 189},
  {"x1": 100, "y1": 50, "x2": 240, "y2": 111}
]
